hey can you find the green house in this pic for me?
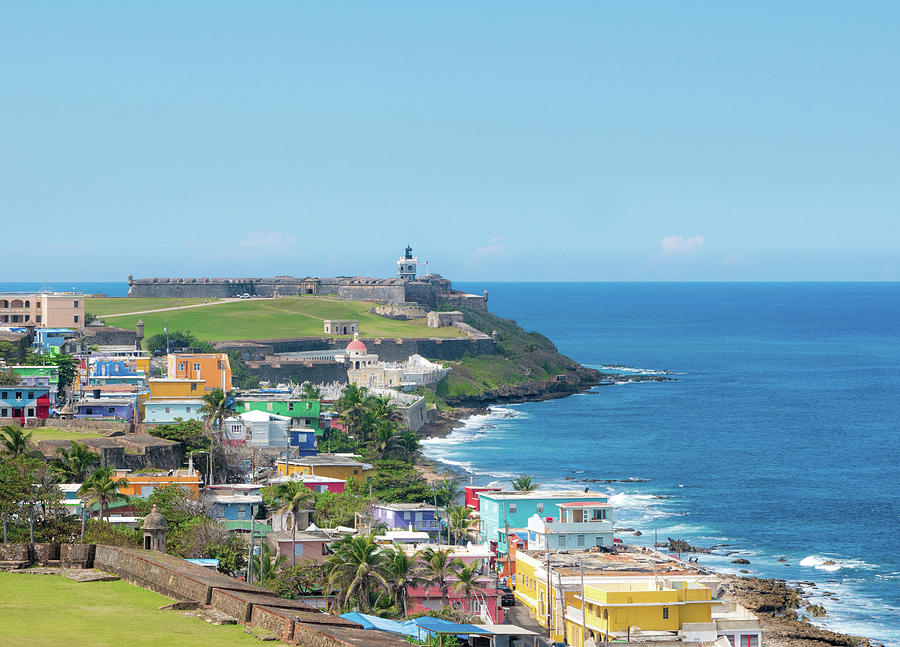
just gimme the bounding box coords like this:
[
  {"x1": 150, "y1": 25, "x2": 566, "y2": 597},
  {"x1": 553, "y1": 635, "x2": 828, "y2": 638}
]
[{"x1": 234, "y1": 398, "x2": 324, "y2": 435}]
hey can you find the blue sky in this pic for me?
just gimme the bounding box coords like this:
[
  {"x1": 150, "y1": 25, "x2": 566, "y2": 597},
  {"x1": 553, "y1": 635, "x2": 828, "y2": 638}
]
[{"x1": 2, "y1": 2, "x2": 898, "y2": 281}]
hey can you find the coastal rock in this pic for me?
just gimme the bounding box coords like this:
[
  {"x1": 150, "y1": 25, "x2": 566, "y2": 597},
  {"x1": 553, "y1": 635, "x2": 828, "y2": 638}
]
[
  {"x1": 807, "y1": 604, "x2": 828, "y2": 617},
  {"x1": 666, "y1": 538, "x2": 711, "y2": 554},
  {"x1": 732, "y1": 558, "x2": 751, "y2": 564},
  {"x1": 633, "y1": 530, "x2": 642, "y2": 536}
]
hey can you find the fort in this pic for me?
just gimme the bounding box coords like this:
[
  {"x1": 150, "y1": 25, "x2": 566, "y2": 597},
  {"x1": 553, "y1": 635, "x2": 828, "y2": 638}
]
[{"x1": 127, "y1": 245, "x2": 489, "y2": 311}]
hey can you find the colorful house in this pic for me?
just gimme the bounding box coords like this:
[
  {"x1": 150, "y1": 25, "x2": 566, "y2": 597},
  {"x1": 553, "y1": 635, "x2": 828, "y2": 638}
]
[
  {"x1": 372, "y1": 503, "x2": 442, "y2": 535},
  {"x1": 143, "y1": 399, "x2": 205, "y2": 424},
  {"x1": 148, "y1": 378, "x2": 205, "y2": 400},
  {"x1": 167, "y1": 352, "x2": 231, "y2": 392},
  {"x1": 464, "y1": 485, "x2": 501, "y2": 511},
  {"x1": 234, "y1": 397, "x2": 323, "y2": 436},
  {"x1": 10, "y1": 366, "x2": 59, "y2": 404},
  {"x1": 478, "y1": 490, "x2": 612, "y2": 554},
  {"x1": 267, "y1": 473, "x2": 346, "y2": 494},
  {"x1": 275, "y1": 454, "x2": 375, "y2": 483},
  {"x1": 203, "y1": 484, "x2": 263, "y2": 521},
  {"x1": 74, "y1": 396, "x2": 134, "y2": 421},
  {"x1": 111, "y1": 467, "x2": 202, "y2": 499},
  {"x1": 525, "y1": 500, "x2": 614, "y2": 550},
  {"x1": 266, "y1": 530, "x2": 332, "y2": 564},
  {"x1": 0, "y1": 386, "x2": 51, "y2": 423}
]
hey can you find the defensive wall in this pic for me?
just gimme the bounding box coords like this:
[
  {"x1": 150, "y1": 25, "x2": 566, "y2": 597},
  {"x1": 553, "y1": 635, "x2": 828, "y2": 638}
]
[{"x1": 34, "y1": 434, "x2": 184, "y2": 471}]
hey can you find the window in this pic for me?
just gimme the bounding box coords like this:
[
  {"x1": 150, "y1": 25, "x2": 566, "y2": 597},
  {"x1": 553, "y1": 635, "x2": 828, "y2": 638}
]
[
  {"x1": 1, "y1": 392, "x2": 7, "y2": 399},
  {"x1": 165, "y1": 407, "x2": 171, "y2": 414},
  {"x1": 662, "y1": 607, "x2": 669, "y2": 619},
  {"x1": 24, "y1": 315, "x2": 29, "y2": 322},
  {"x1": 15, "y1": 392, "x2": 21, "y2": 399},
  {"x1": 186, "y1": 407, "x2": 191, "y2": 413},
  {"x1": 27, "y1": 408, "x2": 35, "y2": 417},
  {"x1": 190, "y1": 383, "x2": 196, "y2": 391},
  {"x1": 536, "y1": 503, "x2": 543, "y2": 514},
  {"x1": 577, "y1": 534, "x2": 585, "y2": 546},
  {"x1": 0, "y1": 408, "x2": 6, "y2": 417},
  {"x1": 28, "y1": 392, "x2": 33, "y2": 399},
  {"x1": 74, "y1": 300, "x2": 79, "y2": 307},
  {"x1": 741, "y1": 636, "x2": 758, "y2": 647},
  {"x1": 559, "y1": 535, "x2": 567, "y2": 547},
  {"x1": 86, "y1": 408, "x2": 93, "y2": 415},
  {"x1": 179, "y1": 362, "x2": 185, "y2": 371},
  {"x1": 193, "y1": 362, "x2": 201, "y2": 371},
  {"x1": 509, "y1": 503, "x2": 517, "y2": 513},
  {"x1": 353, "y1": 468, "x2": 359, "y2": 474},
  {"x1": 288, "y1": 402, "x2": 294, "y2": 411},
  {"x1": 74, "y1": 315, "x2": 79, "y2": 323},
  {"x1": 108, "y1": 408, "x2": 114, "y2": 414},
  {"x1": 36, "y1": 315, "x2": 41, "y2": 323}
]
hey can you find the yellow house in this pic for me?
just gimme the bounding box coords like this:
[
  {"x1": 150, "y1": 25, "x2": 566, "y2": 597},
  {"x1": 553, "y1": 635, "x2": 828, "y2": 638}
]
[
  {"x1": 514, "y1": 549, "x2": 719, "y2": 644},
  {"x1": 111, "y1": 467, "x2": 203, "y2": 500},
  {"x1": 274, "y1": 455, "x2": 375, "y2": 483},
  {"x1": 149, "y1": 378, "x2": 206, "y2": 400}
]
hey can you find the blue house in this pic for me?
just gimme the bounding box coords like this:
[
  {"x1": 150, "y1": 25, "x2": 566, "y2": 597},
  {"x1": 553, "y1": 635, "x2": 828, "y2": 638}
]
[
  {"x1": 202, "y1": 484, "x2": 263, "y2": 522},
  {"x1": 372, "y1": 503, "x2": 442, "y2": 536},
  {"x1": 143, "y1": 400, "x2": 205, "y2": 424}
]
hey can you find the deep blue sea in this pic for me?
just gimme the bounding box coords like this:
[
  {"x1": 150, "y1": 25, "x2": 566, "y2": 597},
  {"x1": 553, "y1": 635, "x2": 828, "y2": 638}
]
[
  {"x1": 427, "y1": 283, "x2": 900, "y2": 645},
  {"x1": 0, "y1": 282, "x2": 129, "y2": 297},
  {"x1": 5, "y1": 281, "x2": 898, "y2": 642}
]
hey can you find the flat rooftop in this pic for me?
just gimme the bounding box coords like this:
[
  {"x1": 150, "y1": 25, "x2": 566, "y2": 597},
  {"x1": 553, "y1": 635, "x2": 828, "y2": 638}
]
[
  {"x1": 479, "y1": 489, "x2": 609, "y2": 501},
  {"x1": 523, "y1": 548, "x2": 710, "y2": 578}
]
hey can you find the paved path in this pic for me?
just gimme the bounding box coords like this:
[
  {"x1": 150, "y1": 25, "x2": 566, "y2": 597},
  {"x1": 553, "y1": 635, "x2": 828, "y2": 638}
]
[
  {"x1": 101, "y1": 297, "x2": 273, "y2": 318},
  {"x1": 504, "y1": 604, "x2": 555, "y2": 647}
]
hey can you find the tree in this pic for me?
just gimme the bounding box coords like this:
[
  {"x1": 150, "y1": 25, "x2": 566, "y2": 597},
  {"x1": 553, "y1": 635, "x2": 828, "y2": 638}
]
[
  {"x1": 143, "y1": 329, "x2": 215, "y2": 354},
  {"x1": 252, "y1": 544, "x2": 286, "y2": 587},
  {"x1": 368, "y1": 420, "x2": 401, "y2": 460},
  {"x1": 334, "y1": 384, "x2": 368, "y2": 441},
  {"x1": 383, "y1": 547, "x2": 424, "y2": 617},
  {"x1": 78, "y1": 467, "x2": 130, "y2": 521},
  {"x1": 49, "y1": 441, "x2": 100, "y2": 482},
  {"x1": 0, "y1": 425, "x2": 32, "y2": 457},
  {"x1": 394, "y1": 431, "x2": 420, "y2": 464},
  {"x1": 365, "y1": 395, "x2": 404, "y2": 426},
  {"x1": 300, "y1": 382, "x2": 321, "y2": 400},
  {"x1": 147, "y1": 418, "x2": 209, "y2": 452},
  {"x1": 0, "y1": 369, "x2": 20, "y2": 387},
  {"x1": 447, "y1": 505, "x2": 476, "y2": 545},
  {"x1": 274, "y1": 481, "x2": 315, "y2": 568},
  {"x1": 323, "y1": 533, "x2": 391, "y2": 613},
  {"x1": 511, "y1": 474, "x2": 537, "y2": 492},
  {"x1": 0, "y1": 340, "x2": 21, "y2": 363},
  {"x1": 311, "y1": 491, "x2": 371, "y2": 528},
  {"x1": 420, "y1": 547, "x2": 460, "y2": 606},
  {"x1": 434, "y1": 477, "x2": 462, "y2": 507},
  {"x1": 199, "y1": 388, "x2": 233, "y2": 485},
  {"x1": 50, "y1": 354, "x2": 77, "y2": 397},
  {"x1": 272, "y1": 559, "x2": 325, "y2": 599},
  {"x1": 452, "y1": 561, "x2": 484, "y2": 616}
]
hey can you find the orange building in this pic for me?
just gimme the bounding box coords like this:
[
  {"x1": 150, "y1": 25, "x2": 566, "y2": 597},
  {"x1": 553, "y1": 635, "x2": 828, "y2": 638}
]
[
  {"x1": 148, "y1": 377, "x2": 206, "y2": 400},
  {"x1": 112, "y1": 467, "x2": 202, "y2": 499},
  {"x1": 166, "y1": 353, "x2": 231, "y2": 392}
]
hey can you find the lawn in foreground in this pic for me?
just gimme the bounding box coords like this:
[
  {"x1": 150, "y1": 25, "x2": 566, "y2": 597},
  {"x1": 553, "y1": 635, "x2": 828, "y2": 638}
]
[
  {"x1": 27, "y1": 429, "x2": 107, "y2": 442},
  {"x1": 100, "y1": 296, "x2": 467, "y2": 342},
  {"x1": 0, "y1": 572, "x2": 261, "y2": 647},
  {"x1": 86, "y1": 297, "x2": 217, "y2": 316}
]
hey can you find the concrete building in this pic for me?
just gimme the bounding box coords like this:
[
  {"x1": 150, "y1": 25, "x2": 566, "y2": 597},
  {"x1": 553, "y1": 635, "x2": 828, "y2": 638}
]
[
  {"x1": 222, "y1": 410, "x2": 317, "y2": 455},
  {"x1": 525, "y1": 500, "x2": 614, "y2": 550},
  {"x1": 275, "y1": 454, "x2": 375, "y2": 483},
  {"x1": 323, "y1": 320, "x2": 359, "y2": 336},
  {"x1": 426, "y1": 311, "x2": 464, "y2": 328},
  {"x1": 74, "y1": 396, "x2": 135, "y2": 421},
  {"x1": 143, "y1": 399, "x2": 205, "y2": 424},
  {"x1": 148, "y1": 378, "x2": 205, "y2": 400},
  {"x1": 268, "y1": 472, "x2": 347, "y2": 494},
  {"x1": 112, "y1": 466, "x2": 202, "y2": 499},
  {"x1": 478, "y1": 490, "x2": 612, "y2": 554},
  {"x1": 0, "y1": 385, "x2": 51, "y2": 423},
  {"x1": 372, "y1": 503, "x2": 442, "y2": 535},
  {"x1": 234, "y1": 396, "x2": 323, "y2": 435},
  {"x1": 167, "y1": 352, "x2": 232, "y2": 392},
  {"x1": 0, "y1": 292, "x2": 84, "y2": 328},
  {"x1": 203, "y1": 484, "x2": 264, "y2": 522},
  {"x1": 266, "y1": 530, "x2": 332, "y2": 563}
]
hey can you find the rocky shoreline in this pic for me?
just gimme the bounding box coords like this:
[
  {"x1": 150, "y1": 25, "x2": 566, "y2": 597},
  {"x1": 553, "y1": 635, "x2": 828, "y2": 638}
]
[{"x1": 412, "y1": 372, "x2": 880, "y2": 647}]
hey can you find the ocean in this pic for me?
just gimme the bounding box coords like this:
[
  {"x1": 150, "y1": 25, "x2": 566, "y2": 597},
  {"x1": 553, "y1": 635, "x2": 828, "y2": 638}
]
[{"x1": 427, "y1": 282, "x2": 900, "y2": 645}]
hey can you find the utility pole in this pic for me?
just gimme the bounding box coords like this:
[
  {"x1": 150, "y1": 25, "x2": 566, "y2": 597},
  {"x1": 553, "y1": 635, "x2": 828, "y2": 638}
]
[
  {"x1": 284, "y1": 434, "x2": 290, "y2": 478},
  {"x1": 247, "y1": 504, "x2": 255, "y2": 584},
  {"x1": 580, "y1": 561, "x2": 587, "y2": 647},
  {"x1": 545, "y1": 550, "x2": 552, "y2": 638},
  {"x1": 557, "y1": 570, "x2": 567, "y2": 645}
]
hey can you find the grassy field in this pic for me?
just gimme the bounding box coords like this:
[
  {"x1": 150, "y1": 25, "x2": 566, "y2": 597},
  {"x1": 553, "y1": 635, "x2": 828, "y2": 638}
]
[
  {"x1": 0, "y1": 573, "x2": 261, "y2": 647},
  {"x1": 87, "y1": 297, "x2": 215, "y2": 316},
  {"x1": 27, "y1": 429, "x2": 107, "y2": 442},
  {"x1": 89, "y1": 296, "x2": 466, "y2": 342}
]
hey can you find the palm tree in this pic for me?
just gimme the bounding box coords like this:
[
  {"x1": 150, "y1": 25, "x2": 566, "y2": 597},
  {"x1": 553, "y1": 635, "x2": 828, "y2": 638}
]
[
  {"x1": 365, "y1": 395, "x2": 404, "y2": 426},
  {"x1": 199, "y1": 387, "x2": 233, "y2": 432},
  {"x1": 252, "y1": 544, "x2": 286, "y2": 587},
  {"x1": 452, "y1": 561, "x2": 484, "y2": 616},
  {"x1": 368, "y1": 420, "x2": 400, "y2": 460},
  {"x1": 334, "y1": 384, "x2": 367, "y2": 441},
  {"x1": 274, "y1": 481, "x2": 315, "y2": 568},
  {"x1": 383, "y1": 547, "x2": 424, "y2": 617},
  {"x1": 420, "y1": 547, "x2": 460, "y2": 606},
  {"x1": 78, "y1": 466, "x2": 130, "y2": 521},
  {"x1": 511, "y1": 474, "x2": 537, "y2": 492},
  {"x1": 49, "y1": 441, "x2": 100, "y2": 482},
  {"x1": 300, "y1": 382, "x2": 321, "y2": 400},
  {"x1": 448, "y1": 505, "x2": 476, "y2": 545},
  {"x1": 394, "y1": 430, "x2": 420, "y2": 464},
  {"x1": 323, "y1": 533, "x2": 391, "y2": 613},
  {"x1": 0, "y1": 425, "x2": 32, "y2": 457},
  {"x1": 435, "y1": 477, "x2": 462, "y2": 507}
]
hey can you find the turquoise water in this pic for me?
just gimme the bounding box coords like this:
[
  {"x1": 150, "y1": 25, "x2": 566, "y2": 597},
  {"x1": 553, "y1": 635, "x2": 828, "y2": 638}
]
[{"x1": 427, "y1": 283, "x2": 900, "y2": 645}]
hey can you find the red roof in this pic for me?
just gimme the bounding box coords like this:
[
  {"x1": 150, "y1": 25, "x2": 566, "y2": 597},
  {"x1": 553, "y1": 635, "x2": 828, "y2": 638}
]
[
  {"x1": 556, "y1": 501, "x2": 611, "y2": 507},
  {"x1": 346, "y1": 339, "x2": 367, "y2": 352}
]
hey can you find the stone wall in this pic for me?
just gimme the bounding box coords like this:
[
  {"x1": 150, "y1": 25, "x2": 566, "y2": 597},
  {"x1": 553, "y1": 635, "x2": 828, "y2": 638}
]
[
  {"x1": 336, "y1": 284, "x2": 408, "y2": 305},
  {"x1": 34, "y1": 434, "x2": 184, "y2": 471},
  {"x1": 371, "y1": 305, "x2": 427, "y2": 320},
  {"x1": 426, "y1": 311, "x2": 464, "y2": 327},
  {"x1": 244, "y1": 361, "x2": 349, "y2": 386},
  {"x1": 82, "y1": 325, "x2": 138, "y2": 347}
]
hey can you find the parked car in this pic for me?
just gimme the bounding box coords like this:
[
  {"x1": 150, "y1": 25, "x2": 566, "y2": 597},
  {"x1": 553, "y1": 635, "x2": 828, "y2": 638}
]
[{"x1": 239, "y1": 293, "x2": 251, "y2": 299}]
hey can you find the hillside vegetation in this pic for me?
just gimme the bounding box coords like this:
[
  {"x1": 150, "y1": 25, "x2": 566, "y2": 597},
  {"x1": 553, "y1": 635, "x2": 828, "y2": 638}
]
[
  {"x1": 86, "y1": 296, "x2": 466, "y2": 342},
  {"x1": 433, "y1": 308, "x2": 595, "y2": 404}
]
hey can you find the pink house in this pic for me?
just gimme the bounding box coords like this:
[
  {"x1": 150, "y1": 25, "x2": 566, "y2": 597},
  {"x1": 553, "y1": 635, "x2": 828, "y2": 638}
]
[
  {"x1": 266, "y1": 530, "x2": 332, "y2": 563},
  {"x1": 400, "y1": 543, "x2": 505, "y2": 624}
]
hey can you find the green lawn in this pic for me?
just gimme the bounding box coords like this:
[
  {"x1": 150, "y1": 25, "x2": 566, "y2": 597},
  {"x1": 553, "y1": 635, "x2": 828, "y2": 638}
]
[
  {"x1": 90, "y1": 296, "x2": 467, "y2": 342},
  {"x1": 0, "y1": 573, "x2": 261, "y2": 647},
  {"x1": 28, "y1": 429, "x2": 108, "y2": 442},
  {"x1": 87, "y1": 297, "x2": 217, "y2": 316}
]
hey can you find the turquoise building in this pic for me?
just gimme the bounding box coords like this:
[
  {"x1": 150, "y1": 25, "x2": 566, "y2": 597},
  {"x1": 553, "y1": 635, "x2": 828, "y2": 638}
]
[{"x1": 477, "y1": 490, "x2": 611, "y2": 554}]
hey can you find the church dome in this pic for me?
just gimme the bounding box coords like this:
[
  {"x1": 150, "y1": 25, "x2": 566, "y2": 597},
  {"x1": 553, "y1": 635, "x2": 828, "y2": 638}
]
[{"x1": 346, "y1": 337, "x2": 367, "y2": 353}]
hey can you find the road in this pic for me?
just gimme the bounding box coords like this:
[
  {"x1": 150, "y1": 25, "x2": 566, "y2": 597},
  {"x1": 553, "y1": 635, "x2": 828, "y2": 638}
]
[{"x1": 101, "y1": 297, "x2": 274, "y2": 318}]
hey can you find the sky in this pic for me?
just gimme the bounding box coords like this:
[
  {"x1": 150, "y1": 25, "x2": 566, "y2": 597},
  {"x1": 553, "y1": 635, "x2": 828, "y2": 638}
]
[{"x1": 2, "y1": 2, "x2": 899, "y2": 281}]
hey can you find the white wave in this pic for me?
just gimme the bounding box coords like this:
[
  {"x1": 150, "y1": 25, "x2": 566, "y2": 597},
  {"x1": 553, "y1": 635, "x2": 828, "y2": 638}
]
[
  {"x1": 797, "y1": 555, "x2": 877, "y2": 572},
  {"x1": 597, "y1": 364, "x2": 681, "y2": 375}
]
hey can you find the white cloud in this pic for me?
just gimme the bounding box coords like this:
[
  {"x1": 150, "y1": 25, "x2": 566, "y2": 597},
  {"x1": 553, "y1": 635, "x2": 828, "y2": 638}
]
[
  {"x1": 660, "y1": 234, "x2": 704, "y2": 256},
  {"x1": 465, "y1": 242, "x2": 506, "y2": 269},
  {"x1": 240, "y1": 230, "x2": 299, "y2": 249}
]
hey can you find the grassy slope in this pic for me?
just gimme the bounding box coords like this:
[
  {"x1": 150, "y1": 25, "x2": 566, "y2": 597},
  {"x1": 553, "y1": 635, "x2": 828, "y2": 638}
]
[
  {"x1": 0, "y1": 573, "x2": 261, "y2": 647},
  {"x1": 87, "y1": 298, "x2": 215, "y2": 315},
  {"x1": 87, "y1": 296, "x2": 466, "y2": 342},
  {"x1": 27, "y1": 429, "x2": 106, "y2": 442},
  {"x1": 434, "y1": 308, "x2": 582, "y2": 400}
]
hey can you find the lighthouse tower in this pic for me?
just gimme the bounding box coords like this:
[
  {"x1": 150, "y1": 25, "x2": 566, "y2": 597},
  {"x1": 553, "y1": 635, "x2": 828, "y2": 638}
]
[{"x1": 397, "y1": 245, "x2": 418, "y2": 280}]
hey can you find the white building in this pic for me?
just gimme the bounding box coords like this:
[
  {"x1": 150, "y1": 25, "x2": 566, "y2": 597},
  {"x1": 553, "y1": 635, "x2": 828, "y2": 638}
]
[
  {"x1": 526, "y1": 500, "x2": 614, "y2": 550},
  {"x1": 223, "y1": 409, "x2": 295, "y2": 447}
]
